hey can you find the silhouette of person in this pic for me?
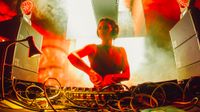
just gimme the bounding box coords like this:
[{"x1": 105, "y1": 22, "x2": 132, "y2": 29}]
[{"x1": 68, "y1": 17, "x2": 130, "y2": 88}]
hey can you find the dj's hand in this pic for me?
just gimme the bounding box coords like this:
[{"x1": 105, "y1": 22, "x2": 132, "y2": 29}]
[
  {"x1": 88, "y1": 69, "x2": 103, "y2": 87},
  {"x1": 102, "y1": 74, "x2": 116, "y2": 87}
]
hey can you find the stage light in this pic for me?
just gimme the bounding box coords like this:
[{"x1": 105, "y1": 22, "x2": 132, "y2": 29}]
[
  {"x1": 21, "y1": 0, "x2": 34, "y2": 15},
  {"x1": 0, "y1": 36, "x2": 41, "y2": 100}
]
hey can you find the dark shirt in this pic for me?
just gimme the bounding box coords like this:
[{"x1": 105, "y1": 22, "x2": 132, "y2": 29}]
[{"x1": 88, "y1": 45, "x2": 124, "y2": 78}]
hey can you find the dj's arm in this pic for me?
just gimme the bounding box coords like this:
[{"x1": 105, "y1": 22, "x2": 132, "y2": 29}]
[
  {"x1": 68, "y1": 52, "x2": 91, "y2": 75},
  {"x1": 67, "y1": 44, "x2": 103, "y2": 87}
]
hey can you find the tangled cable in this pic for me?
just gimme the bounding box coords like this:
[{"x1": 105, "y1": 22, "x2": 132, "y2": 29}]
[{"x1": 1, "y1": 76, "x2": 200, "y2": 111}]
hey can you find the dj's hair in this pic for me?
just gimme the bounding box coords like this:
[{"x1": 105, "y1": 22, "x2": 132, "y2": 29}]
[{"x1": 97, "y1": 17, "x2": 119, "y2": 39}]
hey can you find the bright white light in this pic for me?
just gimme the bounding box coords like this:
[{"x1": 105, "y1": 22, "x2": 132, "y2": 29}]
[
  {"x1": 66, "y1": 0, "x2": 97, "y2": 38},
  {"x1": 113, "y1": 37, "x2": 146, "y2": 72},
  {"x1": 118, "y1": 0, "x2": 129, "y2": 12}
]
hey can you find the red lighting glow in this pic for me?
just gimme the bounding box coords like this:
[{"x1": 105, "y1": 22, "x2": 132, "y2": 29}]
[
  {"x1": 177, "y1": 0, "x2": 189, "y2": 8},
  {"x1": 194, "y1": 0, "x2": 200, "y2": 10},
  {"x1": 21, "y1": 0, "x2": 34, "y2": 15}
]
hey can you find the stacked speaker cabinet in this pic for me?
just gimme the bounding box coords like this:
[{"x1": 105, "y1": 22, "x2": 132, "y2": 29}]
[
  {"x1": 0, "y1": 16, "x2": 43, "y2": 83},
  {"x1": 169, "y1": 8, "x2": 200, "y2": 81}
]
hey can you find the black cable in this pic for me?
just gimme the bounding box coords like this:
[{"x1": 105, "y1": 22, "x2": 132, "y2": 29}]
[
  {"x1": 151, "y1": 82, "x2": 183, "y2": 106},
  {"x1": 43, "y1": 78, "x2": 60, "y2": 112}
]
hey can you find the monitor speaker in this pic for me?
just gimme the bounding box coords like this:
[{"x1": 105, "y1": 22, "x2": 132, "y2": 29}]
[{"x1": 169, "y1": 8, "x2": 200, "y2": 81}]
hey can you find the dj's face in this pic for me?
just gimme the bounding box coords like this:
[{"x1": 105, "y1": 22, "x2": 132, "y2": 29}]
[{"x1": 97, "y1": 21, "x2": 113, "y2": 40}]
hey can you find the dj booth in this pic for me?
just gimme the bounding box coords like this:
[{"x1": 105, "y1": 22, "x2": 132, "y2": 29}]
[{"x1": 0, "y1": 3, "x2": 200, "y2": 112}]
